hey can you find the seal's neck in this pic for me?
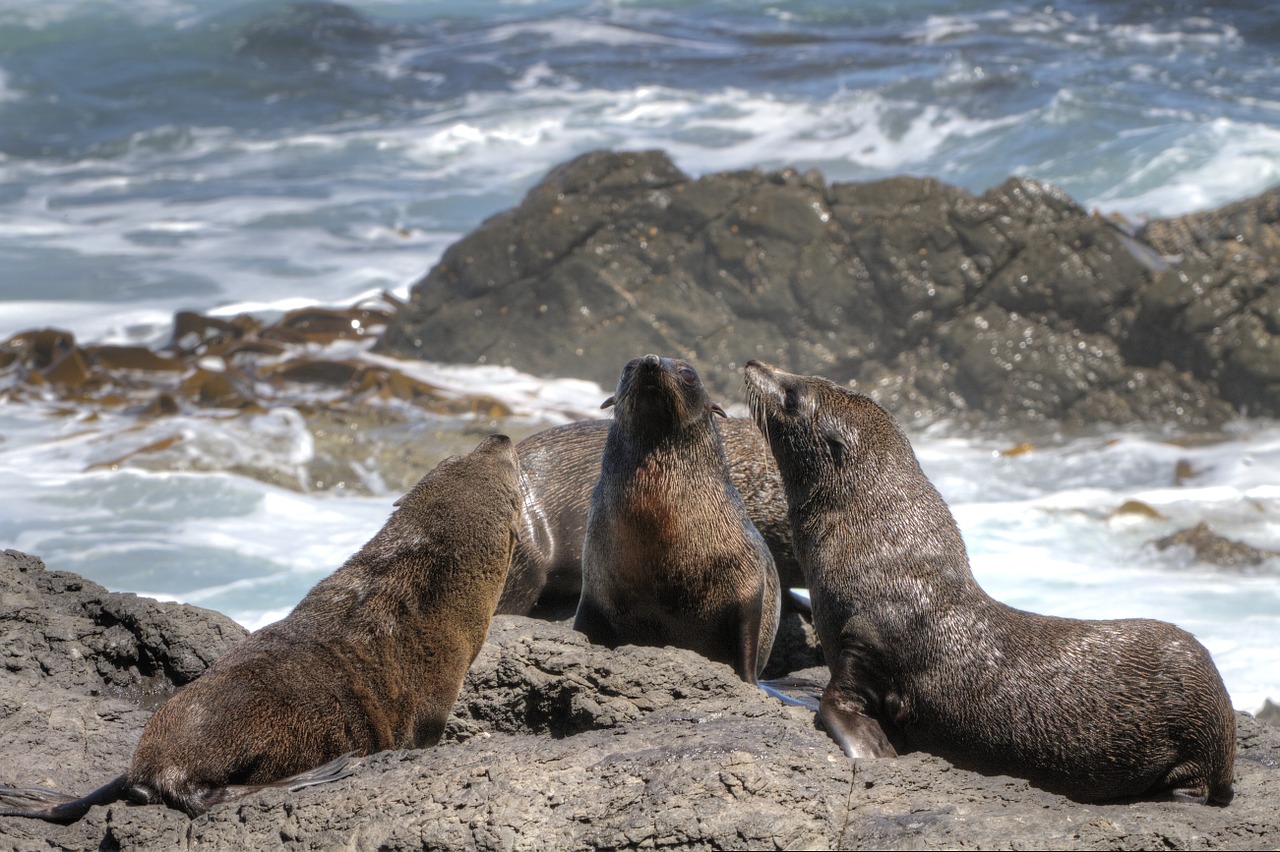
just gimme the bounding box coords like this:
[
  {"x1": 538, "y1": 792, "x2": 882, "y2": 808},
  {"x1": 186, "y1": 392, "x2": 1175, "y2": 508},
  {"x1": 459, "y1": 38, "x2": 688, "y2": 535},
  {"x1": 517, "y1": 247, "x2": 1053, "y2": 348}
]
[{"x1": 606, "y1": 410, "x2": 723, "y2": 467}]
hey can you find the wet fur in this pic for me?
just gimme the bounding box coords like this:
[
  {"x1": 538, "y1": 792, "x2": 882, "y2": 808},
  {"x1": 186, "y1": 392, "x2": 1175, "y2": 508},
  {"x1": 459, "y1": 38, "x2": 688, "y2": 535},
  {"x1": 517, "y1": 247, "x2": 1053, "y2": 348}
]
[
  {"x1": 743, "y1": 360, "x2": 1236, "y2": 804},
  {"x1": 0, "y1": 435, "x2": 522, "y2": 820},
  {"x1": 574, "y1": 354, "x2": 781, "y2": 683}
]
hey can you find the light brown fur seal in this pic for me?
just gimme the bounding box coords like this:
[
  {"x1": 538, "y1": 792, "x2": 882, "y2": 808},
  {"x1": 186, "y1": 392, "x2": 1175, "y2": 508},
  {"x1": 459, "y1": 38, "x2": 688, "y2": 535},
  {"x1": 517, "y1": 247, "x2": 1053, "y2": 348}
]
[
  {"x1": 573, "y1": 354, "x2": 781, "y2": 683},
  {"x1": 499, "y1": 416, "x2": 797, "y2": 617},
  {"x1": 743, "y1": 360, "x2": 1236, "y2": 804},
  {"x1": 0, "y1": 434, "x2": 521, "y2": 821}
]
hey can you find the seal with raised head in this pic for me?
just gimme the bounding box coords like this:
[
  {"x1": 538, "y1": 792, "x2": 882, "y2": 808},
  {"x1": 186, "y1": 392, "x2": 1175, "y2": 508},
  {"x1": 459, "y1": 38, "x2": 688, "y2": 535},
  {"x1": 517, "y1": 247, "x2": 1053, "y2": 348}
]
[
  {"x1": 499, "y1": 416, "x2": 797, "y2": 617},
  {"x1": 0, "y1": 434, "x2": 522, "y2": 821},
  {"x1": 573, "y1": 354, "x2": 781, "y2": 684},
  {"x1": 743, "y1": 360, "x2": 1236, "y2": 804}
]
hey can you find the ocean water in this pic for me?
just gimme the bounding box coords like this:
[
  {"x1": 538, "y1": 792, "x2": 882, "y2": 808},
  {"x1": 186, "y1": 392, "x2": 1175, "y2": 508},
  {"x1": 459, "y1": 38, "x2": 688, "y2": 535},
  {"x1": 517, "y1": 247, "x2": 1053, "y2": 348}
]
[{"x1": 1, "y1": 0, "x2": 1278, "y2": 712}]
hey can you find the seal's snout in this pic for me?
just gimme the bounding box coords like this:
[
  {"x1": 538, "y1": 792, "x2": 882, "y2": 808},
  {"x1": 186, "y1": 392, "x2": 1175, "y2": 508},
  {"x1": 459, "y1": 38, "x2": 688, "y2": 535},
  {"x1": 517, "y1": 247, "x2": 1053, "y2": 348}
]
[
  {"x1": 634, "y1": 354, "x2": 666, "y2": 382},
  {"x1": 631, "y1": 353, "x2": 668, "y2": 387},
  {"x1": 474, "y1": 433, "x2": 520, "y2": 473},
  {"x1": 743, "y1": 360, "x2": 784, "y2": 403}
]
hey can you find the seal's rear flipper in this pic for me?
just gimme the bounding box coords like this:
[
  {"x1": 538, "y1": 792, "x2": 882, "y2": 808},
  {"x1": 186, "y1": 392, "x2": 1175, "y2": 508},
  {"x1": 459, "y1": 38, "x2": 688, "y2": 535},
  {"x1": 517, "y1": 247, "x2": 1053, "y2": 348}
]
[
  {"x1": 1158, "y1": 780, "x2": 1233, "y2": 807},
  {"x1": 0, "y1": 775, "x2": 130, "y2": 824},
  {"x1": 282, "y1": 750, "x2": 358, "y2": 792},
  {"x1": 189, "y1": 750, "x2": 361, "y2": 815},
  {"x1": 759, "y1": 676, "x2": 823, "y2": 710},
  {"x1": 786, "y1": 588, "x2": 812, "y2": 612}
]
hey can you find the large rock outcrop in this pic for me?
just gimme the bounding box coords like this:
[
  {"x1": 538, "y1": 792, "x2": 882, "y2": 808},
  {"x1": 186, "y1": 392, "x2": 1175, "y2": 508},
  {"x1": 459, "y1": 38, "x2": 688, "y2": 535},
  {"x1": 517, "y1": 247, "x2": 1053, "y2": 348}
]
[
  {"x1": 1, "y1": 549, "x2": 1278, "y2": 849},
  {"x1": 379, "y1": 150, "x2": 1280, "y2": 428}
]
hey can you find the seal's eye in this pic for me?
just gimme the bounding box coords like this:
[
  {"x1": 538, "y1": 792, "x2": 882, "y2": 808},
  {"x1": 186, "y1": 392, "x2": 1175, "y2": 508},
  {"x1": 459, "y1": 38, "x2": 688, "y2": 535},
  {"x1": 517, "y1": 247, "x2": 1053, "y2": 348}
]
[
  {"x1": 678, "y1": 366, "x2": 698, "y2": 385},
  {"x1": 783, "y1": 387, "x2": 801, "y2": 415},
  {"x1": 825, "y1": 434, "x2": 848, "y2": 465}
]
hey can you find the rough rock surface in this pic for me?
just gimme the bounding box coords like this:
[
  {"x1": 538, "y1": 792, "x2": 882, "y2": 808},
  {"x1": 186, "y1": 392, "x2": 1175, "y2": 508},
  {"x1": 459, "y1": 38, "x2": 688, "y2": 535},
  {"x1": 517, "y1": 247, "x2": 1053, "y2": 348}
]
[
  {"x1": 2, "y1": 549, "x2": 1278, "y2": 850},
  {"x1": 1152, "y1": 522, "x2": 1280, "y2": 571},
  {"x1": 379, "y1": 150, "x2": 1280, "y2": 427}
]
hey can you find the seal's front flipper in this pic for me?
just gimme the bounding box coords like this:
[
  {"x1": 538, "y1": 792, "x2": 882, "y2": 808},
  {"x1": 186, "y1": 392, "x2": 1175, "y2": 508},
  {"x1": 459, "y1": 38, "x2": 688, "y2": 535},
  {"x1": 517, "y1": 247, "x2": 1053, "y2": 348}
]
[
  {"x1": 818, "y1": 692, "x2": 897, "y2": 759},
  {"x1": 572, "y1": 598, "x2": 620, "y2": 648}
]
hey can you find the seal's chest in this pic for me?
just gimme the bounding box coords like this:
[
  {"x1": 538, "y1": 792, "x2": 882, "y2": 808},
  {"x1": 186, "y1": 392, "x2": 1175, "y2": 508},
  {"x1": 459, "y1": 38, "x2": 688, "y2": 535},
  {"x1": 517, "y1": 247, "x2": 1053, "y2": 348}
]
[{"x1": 616, "y1": 485, "x2": 680, "y2": 544}]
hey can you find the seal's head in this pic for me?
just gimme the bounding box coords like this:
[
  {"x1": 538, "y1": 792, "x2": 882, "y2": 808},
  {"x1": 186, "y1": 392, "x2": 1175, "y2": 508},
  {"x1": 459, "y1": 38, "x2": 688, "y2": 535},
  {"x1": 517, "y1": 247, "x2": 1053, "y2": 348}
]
[
  {"x1": 743, "y1": 359, "x2": 915, "y2": 511},
  {"x1": 603, "y1": 353, "x2": 726, "y2": 437}
]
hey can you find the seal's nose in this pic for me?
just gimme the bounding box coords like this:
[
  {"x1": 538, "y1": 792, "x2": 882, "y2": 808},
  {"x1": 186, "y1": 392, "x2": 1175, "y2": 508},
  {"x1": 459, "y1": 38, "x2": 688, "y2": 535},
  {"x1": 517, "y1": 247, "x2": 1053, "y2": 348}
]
[{"x1": 642, "y1": 353, "x2": 661, "y2": 367}]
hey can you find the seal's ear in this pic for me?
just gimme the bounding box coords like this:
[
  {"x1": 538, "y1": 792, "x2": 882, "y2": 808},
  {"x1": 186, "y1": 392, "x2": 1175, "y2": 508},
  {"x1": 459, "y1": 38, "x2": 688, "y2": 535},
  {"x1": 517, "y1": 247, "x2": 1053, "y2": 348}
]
[
  {"x1": 710, "y1": 402, "x2": 728, "y2": 418},
  {"x1": 601, "y1": 396, "x2": 616, "y2": 410}
]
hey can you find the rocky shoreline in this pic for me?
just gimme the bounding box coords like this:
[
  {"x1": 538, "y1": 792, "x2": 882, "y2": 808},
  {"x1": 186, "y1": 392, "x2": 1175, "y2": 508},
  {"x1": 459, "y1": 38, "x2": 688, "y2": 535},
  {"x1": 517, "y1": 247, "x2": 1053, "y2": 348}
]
[
  {"x1": 1, "y1": 549, "x2": 1278, "y2": 850},
  {"x1": 3, "y1": 154, "x2": 1280, "y2": 847}
]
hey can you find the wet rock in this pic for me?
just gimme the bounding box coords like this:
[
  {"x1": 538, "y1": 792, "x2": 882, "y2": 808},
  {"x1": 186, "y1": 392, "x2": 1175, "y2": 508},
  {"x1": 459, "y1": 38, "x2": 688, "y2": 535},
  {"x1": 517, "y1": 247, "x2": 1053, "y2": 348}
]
[
  {"x1": 1151, "y1": 522, "x2": 1280, "y2": 571},
  {"x1": 380, "y1": 150, "x2": 1276, "y2": 428},
  {"x1": 2, "y1": 550, "x2": 1278, "y2": 850},
  {"x1": 0, "y1": 302, "x2": 540, "y2": 497}
]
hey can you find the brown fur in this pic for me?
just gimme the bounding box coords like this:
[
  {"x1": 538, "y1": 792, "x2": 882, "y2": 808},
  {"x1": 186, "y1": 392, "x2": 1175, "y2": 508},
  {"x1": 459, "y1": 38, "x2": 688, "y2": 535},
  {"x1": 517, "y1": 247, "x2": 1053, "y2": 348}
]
[
  {"x1": 498, "y1": 417, "x2": 797, "y2": 616},
  {"x1": 744, "y1": 360, "x2": 1236, "y2": 804},
  {"x1": 573, "y1": 354, "x2": 781, "y2": 683},
  {"x1": 0, "y1": 435, "x2": 521, "y2": 820}
]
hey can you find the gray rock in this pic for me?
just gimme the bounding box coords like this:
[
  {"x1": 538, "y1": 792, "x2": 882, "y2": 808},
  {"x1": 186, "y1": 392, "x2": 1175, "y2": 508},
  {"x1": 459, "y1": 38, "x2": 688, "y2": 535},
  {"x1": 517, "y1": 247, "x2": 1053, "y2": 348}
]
[
  {"x1": 379, "y1": 150, "x2": 1275, "y2": 428},
  {"x1": 1134, "y1": 189, "x2": 1280, "y2": 415},
  {"x1": 0, "y1": 548, "x2": 245, "y2": 701},
  {"x1": 2, "y1": 550, "x2": 1278, "y2": 850},
  {"x1": 0, "y1": 549, "x2": 247, "y2": 800},
  {"x1": 1151, "y1": 522, "x2": 1280, "y2": 571}
]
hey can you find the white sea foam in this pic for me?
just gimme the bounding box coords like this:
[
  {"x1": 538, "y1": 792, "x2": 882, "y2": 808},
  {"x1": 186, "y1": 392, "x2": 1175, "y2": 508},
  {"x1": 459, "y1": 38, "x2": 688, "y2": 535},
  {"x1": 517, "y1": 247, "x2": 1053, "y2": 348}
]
[
  {"x1": 0, "y1": 68, "x2": 24, "y2": 104},
  {"x1": 482, "y1": 18, "x2": 723, "y2": 52},
  {"x1": 908, "y1": 11, "x2": 996, "y2": 44},
  {"x1": 360, "y1": 350, "x2": 607, "y2": 422},
  {"x1": 1107, "y1": 19, "x2": 1242, "y2": 50},
  {"x1": 1091, "y1": 119, "x2": 1280, "y2": 217}
]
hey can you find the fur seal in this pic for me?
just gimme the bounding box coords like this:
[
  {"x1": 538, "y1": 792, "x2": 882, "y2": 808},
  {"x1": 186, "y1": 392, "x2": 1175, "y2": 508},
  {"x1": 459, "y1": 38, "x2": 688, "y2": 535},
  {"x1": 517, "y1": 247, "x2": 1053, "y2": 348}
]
[
  {"x1": 573, "y1": 354, "x2": 780, "y2": 683},
  {"x1": 743, "y1": 360, "x2": 1236, "y2": 804},
  {"x1": 0, "y1": 435, "x2": 521, "y2": 821},
  {"x1": 499, "y1": 417, "x2": 796, "y2": 616}
]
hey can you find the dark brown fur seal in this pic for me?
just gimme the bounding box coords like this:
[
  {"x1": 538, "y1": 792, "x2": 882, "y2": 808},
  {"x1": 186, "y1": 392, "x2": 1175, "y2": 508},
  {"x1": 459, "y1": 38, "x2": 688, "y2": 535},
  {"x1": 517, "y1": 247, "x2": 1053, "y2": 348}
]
[
  {"x1": 499, "y1": 417, "x2": 796, "y2": 616},
  {"x1": 0, "y1": 435, "x2": 521, "y2": 821},
  {"x1": 573, "y1": 354, "x2": 780, "y2": 683},
  {"x1": 743, "y1": 360, "x2": 1236, "y2": 804}
]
